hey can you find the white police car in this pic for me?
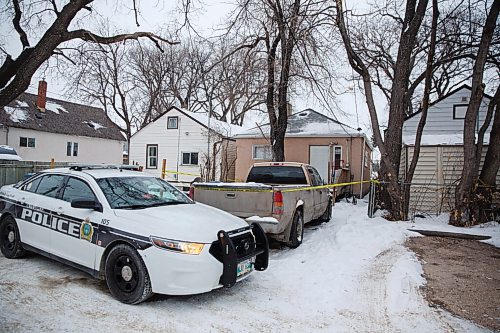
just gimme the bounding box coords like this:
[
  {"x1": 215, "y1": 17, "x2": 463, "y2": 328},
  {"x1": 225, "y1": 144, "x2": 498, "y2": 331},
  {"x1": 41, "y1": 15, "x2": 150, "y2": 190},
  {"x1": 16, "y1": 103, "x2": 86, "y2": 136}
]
[{"x1": 0, "y1": 165, "x2": 268, "y2": 304}]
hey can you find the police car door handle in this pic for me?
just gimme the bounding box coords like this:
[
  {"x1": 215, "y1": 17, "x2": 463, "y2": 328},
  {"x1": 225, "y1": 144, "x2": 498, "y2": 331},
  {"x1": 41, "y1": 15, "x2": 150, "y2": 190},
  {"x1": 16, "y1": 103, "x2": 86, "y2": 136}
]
[
  {"x1": 57, "y1": 207, "x2": 64, "y2": 215},
  {"x1": 20, "y1": 197, "x2": 26, "y2": 205}
]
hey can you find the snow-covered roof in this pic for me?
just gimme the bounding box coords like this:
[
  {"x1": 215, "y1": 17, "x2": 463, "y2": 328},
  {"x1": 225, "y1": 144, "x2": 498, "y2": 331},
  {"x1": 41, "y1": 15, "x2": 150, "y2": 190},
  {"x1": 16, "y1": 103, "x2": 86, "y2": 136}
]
[
  {"x1": 0, "y1": 93, "x2": 124, "y2": 141},
  {"x1": 403, "y1": 133, "x2": 490, "y2": 145},
  {"x1": 234, "y1": 109, "x2": 361, "y2": 138},
  {"x1": 184, "y1": 110, "x2": 246, "y2": 137}
]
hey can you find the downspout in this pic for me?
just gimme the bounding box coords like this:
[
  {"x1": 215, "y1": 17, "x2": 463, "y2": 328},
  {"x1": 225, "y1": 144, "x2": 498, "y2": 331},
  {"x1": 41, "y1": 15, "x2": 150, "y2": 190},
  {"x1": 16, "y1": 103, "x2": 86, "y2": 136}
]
[
  {"x1": 176, "y1": 118, "x2": 181, "y2": 180},
  {"x1": 359, "y1": 135, "x2": 366, "y2": 198}
]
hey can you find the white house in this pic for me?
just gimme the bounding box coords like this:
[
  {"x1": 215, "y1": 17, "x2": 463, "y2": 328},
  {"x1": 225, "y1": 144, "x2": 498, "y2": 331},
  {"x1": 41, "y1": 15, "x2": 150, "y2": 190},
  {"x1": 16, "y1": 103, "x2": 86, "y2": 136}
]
[
  {"x1": 400, "y1": 84, "x2": 499, "y2": 214},
  {"x1": 129, "y1": 106, "x2": 242, "y2": 188},
  {"x1": 0, "y1": 82, "x2": 124, "y2": 164}
]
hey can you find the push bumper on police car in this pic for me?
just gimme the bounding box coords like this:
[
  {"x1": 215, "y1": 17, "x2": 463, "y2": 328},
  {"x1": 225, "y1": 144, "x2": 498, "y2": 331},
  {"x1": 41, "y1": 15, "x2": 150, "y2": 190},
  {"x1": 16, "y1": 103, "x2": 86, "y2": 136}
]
[{"x1": 140, "y1": 223, "x2": 269, "y2": 295}]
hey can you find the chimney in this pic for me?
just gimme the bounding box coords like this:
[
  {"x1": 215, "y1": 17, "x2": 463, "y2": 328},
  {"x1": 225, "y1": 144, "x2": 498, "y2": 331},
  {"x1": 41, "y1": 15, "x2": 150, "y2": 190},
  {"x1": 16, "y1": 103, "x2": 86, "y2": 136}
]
[{"x1": 36, "y1": 80, "x2": 47, "y2": 111}]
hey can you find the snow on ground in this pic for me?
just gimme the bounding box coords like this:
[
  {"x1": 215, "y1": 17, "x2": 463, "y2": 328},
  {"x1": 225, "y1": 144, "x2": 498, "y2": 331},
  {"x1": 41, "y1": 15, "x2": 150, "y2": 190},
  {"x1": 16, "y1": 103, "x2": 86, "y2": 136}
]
[{"x1": 1, "y1": 201, "x2": 498, "y2": 333}]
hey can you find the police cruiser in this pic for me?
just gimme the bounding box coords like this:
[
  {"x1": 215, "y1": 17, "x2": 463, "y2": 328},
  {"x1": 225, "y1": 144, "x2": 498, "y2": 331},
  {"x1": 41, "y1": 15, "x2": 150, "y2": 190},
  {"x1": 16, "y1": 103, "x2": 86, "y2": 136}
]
[{"x1": 0, "y1": 165, "x2": 268, "y2": 304}]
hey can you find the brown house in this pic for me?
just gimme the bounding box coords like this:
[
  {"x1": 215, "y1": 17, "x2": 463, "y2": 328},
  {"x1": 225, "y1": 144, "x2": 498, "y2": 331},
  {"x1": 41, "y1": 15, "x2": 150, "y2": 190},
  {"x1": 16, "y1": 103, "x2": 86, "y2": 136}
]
[{"x1": 234, "y1": 109, "x2": 373, "y2": 196}]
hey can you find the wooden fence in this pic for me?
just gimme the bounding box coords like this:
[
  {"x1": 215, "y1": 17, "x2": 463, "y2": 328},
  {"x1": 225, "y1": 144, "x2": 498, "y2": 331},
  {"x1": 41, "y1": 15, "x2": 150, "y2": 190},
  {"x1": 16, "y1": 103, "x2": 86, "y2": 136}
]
[{"x1": 0, "y1": 161, "x2": 70, "y2": 187}]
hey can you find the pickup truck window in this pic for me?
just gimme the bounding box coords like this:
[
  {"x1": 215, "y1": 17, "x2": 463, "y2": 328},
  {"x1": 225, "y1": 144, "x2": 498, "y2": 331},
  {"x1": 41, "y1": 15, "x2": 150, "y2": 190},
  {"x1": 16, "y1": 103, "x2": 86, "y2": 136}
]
[
  {"x1": 246, "y1": 166, "x2": 308, "y2": 185},
  {"x1": 306, "y1": 167, "x2": 322, "y2": 186}
]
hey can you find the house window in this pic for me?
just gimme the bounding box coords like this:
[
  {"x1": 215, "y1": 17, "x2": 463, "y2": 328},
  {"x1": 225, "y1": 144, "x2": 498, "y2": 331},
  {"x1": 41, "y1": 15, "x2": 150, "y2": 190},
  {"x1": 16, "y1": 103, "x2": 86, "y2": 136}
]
[
  {"x1": 67, "y1": 142, "x2": 78, "y2": 156},
  {"x1": 20, "y1": 137, "x2": 35, "y2": 148},
  {"x1": 182, "y1": 152, "x2": 199, "y2": 165},
  {"x1": 146, "y1": 144, "x2": 158, "y2": 169},
  {"x1": 167, "y1": 116, "x2": 178, "y2": 129},
  {"x1": 73, "y1": 142, "x2": 78, "y2": 156},
  {"x1": 334, "y1": 146, "x2": 342, "y2": 170},
  {"x1": 252, "y1": 145, "x2": 272, "y2": 160},
  {"x1": 453, "y1": 104, "x2": 468, "y2": 119}
]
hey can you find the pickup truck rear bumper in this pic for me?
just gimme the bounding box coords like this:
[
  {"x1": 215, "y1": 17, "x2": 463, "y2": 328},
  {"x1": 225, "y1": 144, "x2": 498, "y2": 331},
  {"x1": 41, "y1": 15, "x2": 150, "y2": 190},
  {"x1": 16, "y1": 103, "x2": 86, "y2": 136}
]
[
  {"x1": 210, "y1": 223, "x2": 269, "y2": 288},
  {"x1": 244, "y1": 216, "x2": 280, "y2": 234}
]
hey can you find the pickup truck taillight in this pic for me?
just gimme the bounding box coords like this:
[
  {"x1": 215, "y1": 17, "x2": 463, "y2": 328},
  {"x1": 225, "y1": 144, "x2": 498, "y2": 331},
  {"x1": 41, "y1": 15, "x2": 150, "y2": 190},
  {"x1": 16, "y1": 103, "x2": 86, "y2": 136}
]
[
  {"x1": 188, "y1": 186, "x2": 194, "y2": 200},
  {"x1": 273, "y1": 190, "x2": 284, "y2": 215}
]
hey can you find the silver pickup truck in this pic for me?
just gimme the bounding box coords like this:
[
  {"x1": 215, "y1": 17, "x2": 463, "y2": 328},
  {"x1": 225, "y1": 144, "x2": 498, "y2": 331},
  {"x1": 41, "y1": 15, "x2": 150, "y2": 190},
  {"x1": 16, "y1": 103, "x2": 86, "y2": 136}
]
[{"x1": 191, "y1": 162, "x2": 332, "y2": 248}]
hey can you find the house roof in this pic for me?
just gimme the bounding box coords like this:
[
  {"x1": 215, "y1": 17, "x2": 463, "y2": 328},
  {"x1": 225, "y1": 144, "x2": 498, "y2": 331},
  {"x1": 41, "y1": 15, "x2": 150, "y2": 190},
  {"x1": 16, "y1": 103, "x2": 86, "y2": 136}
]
[
  {"x1": 0, "y1": 93, "x2": 124, "y2": 141},
  {"x1": 404, "y1": 84, "x2": 492, "y2": 122},
  {"x1": 145, "y1": 106, "x2": 246, "y2": 138},
  {"x1": 234, "y1": 108, "x2": 362, "y2": 138}
]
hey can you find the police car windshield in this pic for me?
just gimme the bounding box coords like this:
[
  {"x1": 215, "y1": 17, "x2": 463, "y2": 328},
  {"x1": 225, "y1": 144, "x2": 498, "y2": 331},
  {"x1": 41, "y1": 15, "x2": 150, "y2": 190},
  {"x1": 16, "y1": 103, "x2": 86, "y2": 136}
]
[{"x1": 96, "y1": 176, "x2": 192, "y2": 209}]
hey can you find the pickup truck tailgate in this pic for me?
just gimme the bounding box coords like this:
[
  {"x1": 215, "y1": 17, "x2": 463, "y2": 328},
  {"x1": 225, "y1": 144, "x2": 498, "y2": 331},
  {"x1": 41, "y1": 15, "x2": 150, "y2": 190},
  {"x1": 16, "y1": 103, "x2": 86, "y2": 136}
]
[{"x1": 192, "y1": 184, "x2": 274, "y2": 218}]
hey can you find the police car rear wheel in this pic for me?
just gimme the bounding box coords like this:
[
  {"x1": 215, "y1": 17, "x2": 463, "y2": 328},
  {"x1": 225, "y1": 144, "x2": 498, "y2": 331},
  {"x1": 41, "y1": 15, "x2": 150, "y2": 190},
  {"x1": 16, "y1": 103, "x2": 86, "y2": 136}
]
[
  {"x1": 105, "y1": 244, "x2": 152, "y2": 304},
  {"x1": 0, "y1": 216, "x2": 25, "y2": 259}
]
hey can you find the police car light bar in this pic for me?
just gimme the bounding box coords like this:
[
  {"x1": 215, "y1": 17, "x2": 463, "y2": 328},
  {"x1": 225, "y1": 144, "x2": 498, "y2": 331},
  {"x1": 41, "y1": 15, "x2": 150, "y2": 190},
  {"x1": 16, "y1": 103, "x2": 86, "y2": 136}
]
[{"x1": 68, "y1": 164, "x2": 141, "y2": 172}]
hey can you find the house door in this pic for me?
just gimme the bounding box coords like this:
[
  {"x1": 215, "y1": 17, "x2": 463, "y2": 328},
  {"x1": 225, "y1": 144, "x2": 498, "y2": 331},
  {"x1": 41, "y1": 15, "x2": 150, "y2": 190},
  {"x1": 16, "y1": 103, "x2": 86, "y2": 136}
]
[{"x1": 309, "y1": 146, "x2": 330, "y2": 183}]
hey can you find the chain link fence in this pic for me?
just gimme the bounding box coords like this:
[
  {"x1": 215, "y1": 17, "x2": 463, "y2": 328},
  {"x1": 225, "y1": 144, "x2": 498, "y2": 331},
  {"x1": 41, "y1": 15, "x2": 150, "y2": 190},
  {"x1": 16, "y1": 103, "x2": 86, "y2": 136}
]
[{"x1": 368, "y1": 180, "x2": 500, "y2": 223}]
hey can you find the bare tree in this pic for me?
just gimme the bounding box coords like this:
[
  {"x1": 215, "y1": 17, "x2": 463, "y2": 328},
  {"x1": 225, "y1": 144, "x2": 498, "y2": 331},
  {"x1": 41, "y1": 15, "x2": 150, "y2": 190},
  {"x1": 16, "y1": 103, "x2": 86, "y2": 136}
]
[
  {"x1": 0, "y1": 0, "x2": 178, "y2": 109},
  {"x1": 224, "y1": 0, "x2": 334, "y2": 161},
  {"x1": 68, "y1": 41, "x2": 139, "y2": 149},
  {"x1": 335, "y1": 0, "x2": 431, "y2": 220},
  {"x1": 198, "y1": 42, "x2": 267, "y2": 125},
  {"x1": 451, "y1": 0, "x2": 499, "y2": 226}
]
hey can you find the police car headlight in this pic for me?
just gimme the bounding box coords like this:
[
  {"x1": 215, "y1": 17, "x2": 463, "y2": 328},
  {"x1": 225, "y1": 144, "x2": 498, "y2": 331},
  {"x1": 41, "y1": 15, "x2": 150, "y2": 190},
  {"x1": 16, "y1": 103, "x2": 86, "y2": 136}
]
[{"x1": 150, "y1": 236, "x2": 204, "y2": 255}]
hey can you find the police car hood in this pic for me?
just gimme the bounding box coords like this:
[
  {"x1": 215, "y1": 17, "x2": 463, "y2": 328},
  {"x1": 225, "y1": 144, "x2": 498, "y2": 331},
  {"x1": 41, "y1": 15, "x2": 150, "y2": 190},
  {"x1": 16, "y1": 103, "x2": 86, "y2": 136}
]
[{"x1": 113, "y1": 202, "x2": 248, "y2": 243}]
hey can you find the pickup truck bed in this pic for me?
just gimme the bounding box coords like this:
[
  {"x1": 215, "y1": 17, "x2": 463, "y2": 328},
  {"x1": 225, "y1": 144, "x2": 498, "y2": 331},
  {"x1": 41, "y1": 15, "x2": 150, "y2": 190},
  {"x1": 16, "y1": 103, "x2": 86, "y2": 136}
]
[{"x1": 192, "y1": 163, "x2": 332, "y2": 248}]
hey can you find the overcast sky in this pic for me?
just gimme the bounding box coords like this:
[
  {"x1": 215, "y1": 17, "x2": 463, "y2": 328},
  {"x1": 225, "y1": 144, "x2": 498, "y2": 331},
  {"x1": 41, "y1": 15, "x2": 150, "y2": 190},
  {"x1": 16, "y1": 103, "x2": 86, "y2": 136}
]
[{"x1": 1, "y1": 0, "x2": 386, "y2": 150}]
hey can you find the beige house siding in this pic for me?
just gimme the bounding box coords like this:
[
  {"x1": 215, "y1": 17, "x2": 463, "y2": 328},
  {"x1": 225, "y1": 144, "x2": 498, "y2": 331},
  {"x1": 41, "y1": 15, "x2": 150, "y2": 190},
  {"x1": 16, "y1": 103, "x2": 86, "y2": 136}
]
[
  {"x1": 235, "y1": 136, "x2": 372, "y2": 195},
  {"x1": 402, "y1": 145, "x2": 500, "y2": 214},
  {"x1": 2, "y1": 127, "x2": 123, "y2": 164}
]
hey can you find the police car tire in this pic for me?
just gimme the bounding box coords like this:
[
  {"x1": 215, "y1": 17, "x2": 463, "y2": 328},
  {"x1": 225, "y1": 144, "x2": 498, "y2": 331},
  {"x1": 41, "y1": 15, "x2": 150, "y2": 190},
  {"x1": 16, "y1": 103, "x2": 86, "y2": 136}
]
[
  {"x1": 0, "y1": 215, "x2": 25, "y2": 259},
  {"x1": 287, "y1": 210, "x2": 304, "y2": 249},
  {"x1": 104, "y1": 244, "x2": 153, "y2": 304}
]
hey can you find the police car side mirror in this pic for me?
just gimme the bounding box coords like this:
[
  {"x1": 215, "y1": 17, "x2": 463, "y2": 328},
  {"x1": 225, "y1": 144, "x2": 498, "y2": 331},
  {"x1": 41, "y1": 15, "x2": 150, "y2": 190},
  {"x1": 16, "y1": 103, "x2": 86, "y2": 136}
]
[{"x1": 71, "y1": 199, "x2": 103, "y2": 213}]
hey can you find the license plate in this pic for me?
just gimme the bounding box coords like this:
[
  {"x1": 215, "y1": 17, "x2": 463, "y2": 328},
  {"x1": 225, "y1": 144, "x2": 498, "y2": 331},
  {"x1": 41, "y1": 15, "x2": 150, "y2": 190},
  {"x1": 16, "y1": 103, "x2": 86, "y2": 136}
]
[{"x1": 237, "y1": 258, "x2": 254, "y2": 277}]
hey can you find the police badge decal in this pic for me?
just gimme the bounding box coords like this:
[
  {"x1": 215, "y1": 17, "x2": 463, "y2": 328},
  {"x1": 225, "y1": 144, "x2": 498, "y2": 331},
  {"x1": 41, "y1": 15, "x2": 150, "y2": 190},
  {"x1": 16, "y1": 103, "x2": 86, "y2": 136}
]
[{"x1": 80, "y1": 218, "x2": 94, "y2": 242}]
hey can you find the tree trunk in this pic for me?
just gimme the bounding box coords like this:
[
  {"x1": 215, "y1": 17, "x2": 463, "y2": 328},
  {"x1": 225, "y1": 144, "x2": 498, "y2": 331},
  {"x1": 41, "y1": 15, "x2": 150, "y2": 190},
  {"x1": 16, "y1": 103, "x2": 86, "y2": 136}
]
[
  {"x1": 479, "y1": 88, "x2": 500, "y2": 186},
  {"x1": 450, "y1": 0, "x2": 499, "y2": 226}
]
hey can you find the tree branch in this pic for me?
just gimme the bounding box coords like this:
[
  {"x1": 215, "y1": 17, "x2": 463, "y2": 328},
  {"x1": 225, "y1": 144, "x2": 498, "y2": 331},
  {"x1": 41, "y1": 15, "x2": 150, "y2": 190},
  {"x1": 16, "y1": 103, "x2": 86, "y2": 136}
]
[
  {"x1": 12, "y1": 0, "x2": 30, "y2": 48},
  {"x1": 65, "y1": 30, "x2": 179, "y2": 52}
]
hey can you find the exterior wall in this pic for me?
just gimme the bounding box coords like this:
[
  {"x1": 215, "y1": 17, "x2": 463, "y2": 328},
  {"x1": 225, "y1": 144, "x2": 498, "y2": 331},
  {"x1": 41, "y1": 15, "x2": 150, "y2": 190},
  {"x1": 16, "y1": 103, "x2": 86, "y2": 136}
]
[
  {"x1": 5, "y1": 127, "x2": 122, "y2": 163},
  {"x1": 235, "y1": 135, "x2": 372, "y2": 194},
  {"x1": 402, "y1": 145, "x2": 500, "y2": 214},
  {"x1": 403, "y1": 87, "x2": 491, "y2": 136},
  {"x1": 129, "y1": 109, "x2": 224, "y2": 183}
]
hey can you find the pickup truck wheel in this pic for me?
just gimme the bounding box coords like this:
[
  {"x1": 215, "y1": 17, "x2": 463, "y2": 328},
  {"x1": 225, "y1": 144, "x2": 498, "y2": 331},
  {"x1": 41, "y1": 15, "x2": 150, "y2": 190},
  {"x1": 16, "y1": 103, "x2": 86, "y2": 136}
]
[
  {"x1": 287, "y1": 210, "x2": 304, "y2": 248},
  {"x1": 321, "y1": 199, "x2": 332, "y2": 222},
  {"x1": 104, "y1": 244, "x2": 153, "y2": 304},
  {"x1": 0, "y1": 216, "x2": 25, "y2": 259}
]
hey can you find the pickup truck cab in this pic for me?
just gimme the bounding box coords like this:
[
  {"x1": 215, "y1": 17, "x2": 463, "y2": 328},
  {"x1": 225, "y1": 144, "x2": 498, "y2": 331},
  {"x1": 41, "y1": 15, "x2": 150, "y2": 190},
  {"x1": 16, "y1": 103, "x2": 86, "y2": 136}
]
[{"x1": 191, "y1": 162, "x2": 332, "y2": 248}]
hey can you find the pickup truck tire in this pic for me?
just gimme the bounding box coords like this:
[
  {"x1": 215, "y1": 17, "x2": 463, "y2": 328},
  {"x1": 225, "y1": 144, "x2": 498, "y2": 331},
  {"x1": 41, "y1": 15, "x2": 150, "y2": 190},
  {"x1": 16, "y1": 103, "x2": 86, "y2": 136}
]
[
  {"x1": 104, "y1": 244, "x2": 153, "y2": 304},
  {"x1": 0, "y1": 215, "x2": 25, "y2": 259},
  {"x1": 287, "y1": 210, "x2": 304, "y2": 248},
  {"x1": 321, "y1": 199, "x2": 332, "y2": 222}
]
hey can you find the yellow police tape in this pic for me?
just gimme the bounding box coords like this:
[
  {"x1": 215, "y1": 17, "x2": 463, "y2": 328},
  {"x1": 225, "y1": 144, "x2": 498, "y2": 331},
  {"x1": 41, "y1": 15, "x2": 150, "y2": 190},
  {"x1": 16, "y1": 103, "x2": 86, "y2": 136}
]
[
  {"x1": 161, "y1": 169, "x2": 379, "y2": 192},
  {"x1": 194, "y1": 180, "x2": 375, "y2": 193}
]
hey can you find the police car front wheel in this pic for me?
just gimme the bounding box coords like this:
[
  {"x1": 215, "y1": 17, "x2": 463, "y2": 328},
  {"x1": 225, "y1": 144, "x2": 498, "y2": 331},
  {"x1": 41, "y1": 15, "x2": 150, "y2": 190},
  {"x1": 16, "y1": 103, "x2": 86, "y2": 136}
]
[
  {"x1": 0, "y1": 215, "x2": 25, "y2": 259},
  {"x1": 104, "y1": 244, "x2": 153, "y2": 304}
]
